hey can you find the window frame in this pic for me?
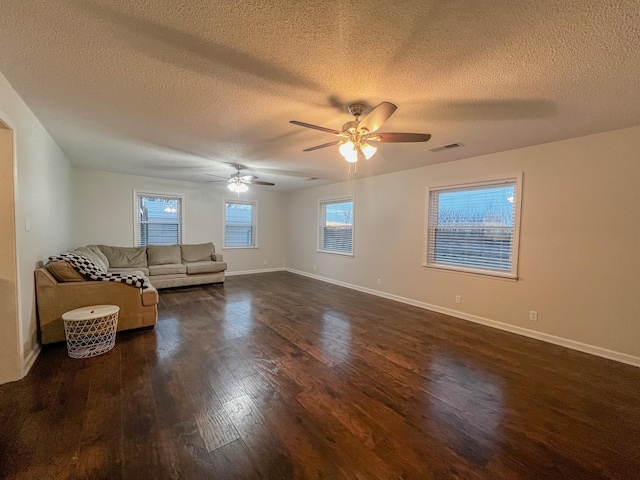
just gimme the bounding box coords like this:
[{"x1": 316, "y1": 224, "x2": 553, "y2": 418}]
[
  {"x1": 133, "y1": 190, "x2": 185, "y2": 247},
  {"x1": 223, "y1": 199, "x2": 258, "y2": 249},
  {"x1": 423, "y1": 174, "x2": 523, "y2": 279},
  {"x1": 317, "y1": 196, "x2": 355, "y2": 257}
]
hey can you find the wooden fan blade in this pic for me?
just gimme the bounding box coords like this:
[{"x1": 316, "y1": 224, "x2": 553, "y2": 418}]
[
  {"x1": 357, "y1": 102, "x2": 397, "y2": 134},
  {"x1": 303, "y1": 140, "x2": 342, "y2": 152},
  {"x1": 250, "y1": 180, "x2": 275, "y2": 186},
  {"x1": 205, "y1": 173, "x2": 231, "y2": 179},
  {"x1": 205, "y1": 180, "x2": 228, "y2": 183},
  {"x1": 366, "y1": 132, "x2": 431, "y2": 143},
  {"x1": 240, "y1": 175, "x2": 256, "y2": 181},
  {"x1": 290, "y1": 120, "x2": 341, "y2": 135}
]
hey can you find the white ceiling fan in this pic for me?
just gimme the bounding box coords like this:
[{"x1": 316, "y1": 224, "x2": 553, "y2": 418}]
[
  {"x1": 290, "y1": 102, "x2": 431, "y2": 168},
  {"x1": 206, "y1": 164, "x2": 275, "y2": 194}
]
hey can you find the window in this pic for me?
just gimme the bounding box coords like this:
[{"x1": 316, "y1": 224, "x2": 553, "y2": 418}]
[
  {"x1": 425, "y1": 176, "x2": 521, "y2": 278},
  {"x1": 224, "y1": 200, "x2": 256, "y2": 248},
  {"x1": 318, "y1": 198, "x2": 354, "y2": 255},
  {"x1": 134, "y1": 192, "x2": 183, "y2": 246}
]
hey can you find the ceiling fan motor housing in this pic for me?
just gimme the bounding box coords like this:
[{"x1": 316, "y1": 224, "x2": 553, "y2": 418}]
[{"x1": 347, "y1": 103, "x2": 366, "y2": 118}]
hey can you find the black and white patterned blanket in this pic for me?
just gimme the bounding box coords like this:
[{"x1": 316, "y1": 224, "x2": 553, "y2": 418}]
[{"x1": 49, "y1": 252, "x2": 149, "y2": 290}]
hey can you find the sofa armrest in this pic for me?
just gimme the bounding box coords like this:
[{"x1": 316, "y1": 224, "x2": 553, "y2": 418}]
[
  {"x1": 35, "y1": 268, "x2": 157, "y2": 344},
  {"x1": 212, "y1": 253, "x2": 223, "y2": 262}
]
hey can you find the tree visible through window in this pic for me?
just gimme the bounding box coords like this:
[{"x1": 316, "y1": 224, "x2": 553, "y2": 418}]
[
  {"x1": 319, "y1": 198, "x2": 353, "y2": 255},
  {"x1": 426, "y1": 177, "x2": 521, "y2": 277},
  {"x1": 225, "y1": 200, "x2": 256, "y2": 248},
  {"x1": 135, "y1": 193, "x2": 183, "y2": 246}
]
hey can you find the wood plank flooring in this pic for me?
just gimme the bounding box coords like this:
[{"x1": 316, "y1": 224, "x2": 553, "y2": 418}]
[{"x1": 1, "y1": 271, "x2": 639, "y2": 479}]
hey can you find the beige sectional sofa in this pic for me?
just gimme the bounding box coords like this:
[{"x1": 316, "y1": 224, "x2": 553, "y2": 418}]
[
  {"x1": 96, "y1": 242, "x2": 227, "y2": 289},
  {"x1": 35, "y1": 242, "x2": 226, "y2": 344}
]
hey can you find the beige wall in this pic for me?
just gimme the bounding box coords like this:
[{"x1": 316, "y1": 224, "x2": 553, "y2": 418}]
[
  {"x1": 72, "y1": 169, "x2": 287, "y2": 273},
  {"x1": 286, "y1": 125, "x2": 640, "y2": 360},
  {"x1": 0, "y1": 72, "x2": 74, "y2": 383}
]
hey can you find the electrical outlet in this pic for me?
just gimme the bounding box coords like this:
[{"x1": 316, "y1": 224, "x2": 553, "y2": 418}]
[
  {"x1": 455, "y1": 295, "x2": 461, "y2": 304},
  {"x1": 377, "y1": 278, "x2": 381, "y2": 285},
  {"x1": 313, "y1": 265, "x2": 316, "y2": 271},
  {"x1": 264, "y1": 259, "x2": 268, "y2": 265},
  {"x1": 529, "y1": 310, "x2": 538, "y2": 321}
]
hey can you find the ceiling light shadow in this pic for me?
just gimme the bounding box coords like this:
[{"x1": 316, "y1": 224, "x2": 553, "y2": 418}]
[
  {"x1": 78, "y1": 1, "x2": 325, "y2": 97},
  {"x1": 417, "y1": 99, "x2": 557, "y2": 121}
]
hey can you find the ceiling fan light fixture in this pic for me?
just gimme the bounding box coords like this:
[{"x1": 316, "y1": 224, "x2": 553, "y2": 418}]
[
  {"x1": 228, "y1": 181, "x2": 248, "y2": 193},
  {"x1": 339, "y1": 141, "x2": 359, "y2": 163},
  {"x1": 361, "y1": 142, "x2": 377, "y2": 160}
]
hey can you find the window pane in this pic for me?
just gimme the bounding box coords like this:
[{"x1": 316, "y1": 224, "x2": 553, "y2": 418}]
[
  {"x1": 319, "y1": 199, "x2": 353, "y2": 255},
  {"x1": 427, "y1": 181, "x2": 518, "y2": 275},
  {"x1": 323, "y1": 226, "x2": 352, "y2": 253},
  {"x1": 226, "y1": 202, "x2": 253, "y2": 224},
  {"x1": 225, "y1": 201, "x2": 256, "y2": 247},
  {"x1": 225, "y1": 226, "x2": 254, "y2": 247},
  {"x1": 141, "y1": 197, "x2": 180, "y2": 222},
  {"x1": 324, "y1": 202, "x2": 353, "y2": 227},
  {"x1": 437, "y1": 186, "x2": 514, "y2": 227},
  {"x1": 143, "y1": 223, "x2": 180, "y2": 246},
  {"x1": 433, "y1": 228, "x2": 513, "y2": 271},
  {"x1": 137, "y1": 194, "x2": 182, "y2": 246}
]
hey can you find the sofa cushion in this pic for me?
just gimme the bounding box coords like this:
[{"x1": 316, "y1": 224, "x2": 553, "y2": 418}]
[
  {"x1": 87, "y1": 245, "x2": 110, "y2": 269},
  {"x1": 108, "y1": 267, "x2": 150, "y2": 276},
  {"x1": 181, "y1": 243, "x2": 215, "y2": 262},
  {"x1": 74, "y1": 247, "x2": 108, "y2": 273},
  {"x1": 148, "y1": 263, "x2": 187, "y2": 276},
  {"x1": 46, "y1": 261, "x2": 85, "y2": 282},
  {"x1": 147, "y1": 245, "x2": 181, "y2": 266},
  {"x1": 107, "y1": 268, "x2": 150, "y2": 277},
  {"x1": 99, "y1": 245, "x2": 147, "y2": 268},
  {"x1": 183, "y1": 260, "x2": 227, "y2": 275}
]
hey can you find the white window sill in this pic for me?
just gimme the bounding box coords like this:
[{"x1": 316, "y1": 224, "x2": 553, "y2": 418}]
[
  {"x1": 223, "y1": 246, "x2": 259, "y2": 250},
  {"x1": 317, "y1": 249, "x2": 354, "y2": 257},
  {"x1": 423, "y1": 263, "x2": 518, "y2": 281}
]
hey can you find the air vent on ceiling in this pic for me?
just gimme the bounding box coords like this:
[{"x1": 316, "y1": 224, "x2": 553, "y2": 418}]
[
  {"x1": 305, "y1": 177, "x2": 319, "y2": 181},
  {"x1": 429, "y1": 143, "x2": 463, "y2": 153}
]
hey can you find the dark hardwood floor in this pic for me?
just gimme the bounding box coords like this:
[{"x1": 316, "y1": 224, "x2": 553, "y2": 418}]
[{"x1": 1, "y1": 272, "x2": 639, "y2": 479}]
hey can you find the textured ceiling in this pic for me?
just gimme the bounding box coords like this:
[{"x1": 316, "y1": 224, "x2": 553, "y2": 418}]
[{"x1": 0, "y1": 0, "x2": 639, "y2": 191}]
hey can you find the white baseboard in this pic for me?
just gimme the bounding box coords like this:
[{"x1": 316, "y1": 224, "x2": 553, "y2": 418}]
[
  {"x1": 21, "y1": 346, "x2": 41, "y2": 378},
  {"x1": 226, "y1": 267, "x2": 286, "y2": 277},
  {"x1": 285, "y1": 268, "x2": 640, "y2": 368}
]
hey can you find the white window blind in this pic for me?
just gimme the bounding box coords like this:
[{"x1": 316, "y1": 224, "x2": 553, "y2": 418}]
[
  {"x1": 225, "y1": 200, "x2": 256, "y2": 248},
  {"x1": 135, "y1": 193, "x2": 183, "y2": 246},
  {"x1": 319, "y1": 198, "x2": 353, "y2": 255},
  {"x1": 426, "y1": 178, "x2": 521, "y2": 277}
]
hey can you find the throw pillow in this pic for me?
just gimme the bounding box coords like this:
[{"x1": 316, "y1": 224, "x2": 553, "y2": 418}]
[{"x1": 46, "y1": 261, "x2": 85, "y2": 282}]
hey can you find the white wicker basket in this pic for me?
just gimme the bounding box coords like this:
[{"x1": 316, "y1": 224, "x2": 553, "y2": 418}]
[{"x1": 62, "y1": 305, "x2": 119, "y2": 358}]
